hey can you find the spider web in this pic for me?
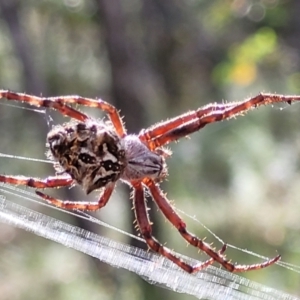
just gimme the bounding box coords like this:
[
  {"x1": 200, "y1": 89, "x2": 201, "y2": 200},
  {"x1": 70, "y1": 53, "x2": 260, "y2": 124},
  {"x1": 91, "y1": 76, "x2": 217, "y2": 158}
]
[{"x1": 0, "y1": 182, "x2": 299, "y2": 300}]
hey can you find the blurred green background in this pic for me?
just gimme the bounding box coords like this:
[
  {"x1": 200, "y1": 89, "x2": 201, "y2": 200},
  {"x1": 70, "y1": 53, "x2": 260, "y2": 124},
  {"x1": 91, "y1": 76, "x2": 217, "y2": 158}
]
[{"x1": 0, "y1": 0, "x2": 300, "y2": 299}]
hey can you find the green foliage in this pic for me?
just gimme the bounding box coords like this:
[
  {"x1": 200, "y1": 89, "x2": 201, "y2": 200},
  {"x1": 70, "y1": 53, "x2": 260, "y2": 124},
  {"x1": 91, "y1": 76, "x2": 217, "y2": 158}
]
[{"x1": 213, "y1": 27, "x2": 278, "y2": 86}]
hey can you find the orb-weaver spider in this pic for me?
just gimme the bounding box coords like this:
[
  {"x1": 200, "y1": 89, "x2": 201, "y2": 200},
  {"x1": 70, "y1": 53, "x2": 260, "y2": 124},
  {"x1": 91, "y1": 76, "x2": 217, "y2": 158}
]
[{"x1": 1, "y1": 90, "x2": 297, "y2": 273}]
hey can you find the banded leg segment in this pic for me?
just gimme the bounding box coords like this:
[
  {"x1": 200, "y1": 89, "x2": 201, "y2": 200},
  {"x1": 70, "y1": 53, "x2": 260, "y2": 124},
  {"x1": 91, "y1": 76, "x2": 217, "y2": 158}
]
[
  {"x1": 143, "y1": 93, "x2": 300, "y2": 149},
  {"x1": 46, "y1": 95, "x2": 126, "y2": 137},
  {"x1": 36, "y1": 183, "x2": 115, "y2": 211},
  {"x1": 144, "y1": 178, "x2": 281, "y2": 272},
  {"x1": 0, "y1": 175, "x2": 73, "y2": 188},
  {"x1": 132, "y1": 181, "x2": 226, "y2": 273},
  {"x1": 0, "y1": 90, "x2": 88, "y2": 122},
  {"x1": 139, "y1": 102, "x2": 238, "y2": 150},
  {"x1": 0, "y1": 90, "x2": 126, "y2": 137}
]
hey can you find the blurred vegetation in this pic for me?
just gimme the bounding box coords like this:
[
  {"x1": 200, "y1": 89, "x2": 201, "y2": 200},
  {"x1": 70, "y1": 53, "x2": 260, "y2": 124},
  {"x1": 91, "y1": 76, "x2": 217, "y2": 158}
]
[{"x1": 0, "y1": 0, "x2": 300, "y2": 299}]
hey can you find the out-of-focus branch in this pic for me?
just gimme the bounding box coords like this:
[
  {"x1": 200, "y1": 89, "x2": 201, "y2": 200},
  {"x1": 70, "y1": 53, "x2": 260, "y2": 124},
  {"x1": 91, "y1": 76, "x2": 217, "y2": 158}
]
[{"x1": 0, "y1": 0, "x2": 46, "y2": 93}]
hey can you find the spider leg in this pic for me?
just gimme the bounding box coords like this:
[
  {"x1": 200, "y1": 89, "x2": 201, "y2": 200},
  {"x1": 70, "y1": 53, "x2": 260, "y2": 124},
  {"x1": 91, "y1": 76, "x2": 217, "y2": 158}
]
[
  {"x1": 144, "y1": 178, "x2": 281, "y2": 272},
  {"x1": 139, "y1": 102, "x2": 237, "y2": 149},
  {"x1": 132, "y1": 181, "x2": 227, "y2": 273},
  {"x1": 0, "y1": 90, "x2": 126, "y2": 137},
  {"x1": 0, "y1": 175, "x2": 73, "y2": 188},
  {"x1": 36, "y1": 183, "x2": 115, "y2": 211},
  {"x1": 0, "y1": 90, "x2": 88, "y2": 122},
  {"x1": 46, "y1": 95, "x2": 126, "y2": 137},
  {"x1": 140, "y1": 93, "x2": 300, "y2": 149}
]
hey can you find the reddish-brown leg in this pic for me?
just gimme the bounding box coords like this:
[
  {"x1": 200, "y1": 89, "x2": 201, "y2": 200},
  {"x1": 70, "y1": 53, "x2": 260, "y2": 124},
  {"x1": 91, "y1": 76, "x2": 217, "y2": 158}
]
[
  {"x1": 132, "y1": 181, "x2": 227, "y2": 273},
  {"x1": 36, "y1": 183, "x2": 115, "y2": 211},
  {"x1": 0, "y1": 175, "x2": 73, "y2": 188},
  {"x1": 139, "y1": 102, "x2": 238, "y2": 149},
  {"x1": 0, "y1": 90, "x2": 126, "y2": 137},
  {"x1": 46, "y1": 95, "x2": 126, "y2": 137},
  {"x1": 141, "y1": 93, "x2": 300, "y2": 149},
  {"x1": 0, "y1": 90, "x2": 88, "y2": 122},
  {"x1": 144, "y1": 178, "x2": 281, "y2": 272}
]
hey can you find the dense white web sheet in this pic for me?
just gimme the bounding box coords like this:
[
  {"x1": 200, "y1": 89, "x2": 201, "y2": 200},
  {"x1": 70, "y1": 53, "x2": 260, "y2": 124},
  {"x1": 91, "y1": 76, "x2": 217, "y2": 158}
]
[{"x1": 0, "y1": 185, "x2": 298, "y2": 300}]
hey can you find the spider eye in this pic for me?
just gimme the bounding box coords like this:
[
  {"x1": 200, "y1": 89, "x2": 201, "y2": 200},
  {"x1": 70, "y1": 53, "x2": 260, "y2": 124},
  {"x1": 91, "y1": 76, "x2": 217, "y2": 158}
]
[
  {"x1": 101, "y1": 160, "x2": 121, "y2": 171},
  {"x1": 78, "y1": 153, "x2": 95, "y2": 164}
]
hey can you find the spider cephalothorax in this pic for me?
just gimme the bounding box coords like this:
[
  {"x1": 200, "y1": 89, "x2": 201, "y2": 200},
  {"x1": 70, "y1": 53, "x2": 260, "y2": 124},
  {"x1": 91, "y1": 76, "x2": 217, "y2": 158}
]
[{"x1": 2, "y1": 90, "x2": 298, "y2": 273}]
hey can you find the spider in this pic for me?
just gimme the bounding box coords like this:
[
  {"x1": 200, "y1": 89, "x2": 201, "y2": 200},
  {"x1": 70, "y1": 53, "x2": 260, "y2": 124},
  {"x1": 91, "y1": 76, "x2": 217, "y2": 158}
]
[{"x1": 1, "y1": 90, "x2": 299, "y2": 273}]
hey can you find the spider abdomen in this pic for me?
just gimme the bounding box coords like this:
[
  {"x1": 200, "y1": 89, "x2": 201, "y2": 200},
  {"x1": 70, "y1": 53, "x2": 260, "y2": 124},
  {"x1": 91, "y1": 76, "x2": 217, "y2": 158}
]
[{"x1": 47, "y1": 119, "x2": 126, "y2": 193}]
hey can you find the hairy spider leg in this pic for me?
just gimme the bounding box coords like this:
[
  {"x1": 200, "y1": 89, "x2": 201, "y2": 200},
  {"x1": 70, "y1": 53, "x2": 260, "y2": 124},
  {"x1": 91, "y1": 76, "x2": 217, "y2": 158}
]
[
  {"x1": 0, "y1": 90, "x2": 126, "y2": 137},
  {"x1": 133, "y1": 181, "x2": 227, "y2": 273},
  {"x1": 0, "y1": 175, "x2": 73, "y2": 188},
  {"x1": 139, "y1": 102, "x2": 238, "y2": 150},
  {"x1": 45, "y1": 95, "x2": 126, "y2": 137},
  {"x1": 36, "y1": 183, "x2": 115, "y2": 210},
  {"x1": 143, "y1": 93, "x2": 300, "y2": 149},
  {"x1": 0, "y1": 90, "x2": 88, "y2": 122},
  {"x1": 144, "y1": 178, "x2": 281, "y2": 272}
]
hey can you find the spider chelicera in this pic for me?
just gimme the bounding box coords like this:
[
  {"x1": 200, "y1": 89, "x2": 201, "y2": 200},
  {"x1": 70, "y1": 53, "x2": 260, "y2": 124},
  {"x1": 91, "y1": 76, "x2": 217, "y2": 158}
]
[{"x1": 1, "y1": 90, "x2": 299, "y2": 273}]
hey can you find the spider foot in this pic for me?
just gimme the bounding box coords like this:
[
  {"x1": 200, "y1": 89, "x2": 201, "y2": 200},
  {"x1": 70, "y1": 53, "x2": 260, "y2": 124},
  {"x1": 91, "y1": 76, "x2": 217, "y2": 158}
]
[{"x1": 225, "y1": 254, "x2": 281, "y2": 272}]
